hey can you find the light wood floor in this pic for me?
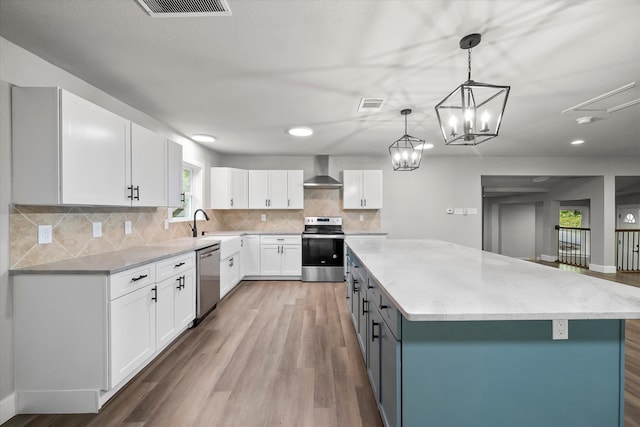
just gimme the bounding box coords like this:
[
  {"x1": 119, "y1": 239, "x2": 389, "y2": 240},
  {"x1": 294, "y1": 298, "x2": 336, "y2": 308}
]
[
  {"x1": 4, "y1": 281, "x2": 382, "y2": 427},
  {"x1": 5, "y1": 269, "x2": 640, "y2": 427}
]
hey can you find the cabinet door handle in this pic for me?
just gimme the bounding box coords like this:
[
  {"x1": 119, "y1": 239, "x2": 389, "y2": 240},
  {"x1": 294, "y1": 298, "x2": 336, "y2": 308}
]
[
  {"x1": 353, "y1": 279, "x2": 359, "y2": 293},
  {"x1": 371, "y1": 320, "x2": 379, "y2": 341},
  {"x1": 176, "y1": 276, "x2": 182, "y2": 290},
  {"x1": 363, "y1": 198, "x2": 366, "y2": 207},
  {"x1": 230, "y1": 198, "x2": 234, "y2": 207},
  {"x1": 180, "y1": 192, "x2": 185, "y2": 203},
  {"x1": 127, "y1": 185, "x2": 134, "y2": 200},
  {"x1": 131, "y1": 274, "x2": 148, "y2": 282},
  {"x1": 151, "y1": 286, "x2": 158, "y2": 302},
  {"x1": 362, "y1": 298, "x2": 368, "y2": 314},
  {"x1": 265, "y1": 199, "x2": 269, "y2": 207},
  {"x1": 360, "y1": 199, "x2": 363, "y2": 207},
  {"x1": 134, "y1": 186, "x2": 140, "y2": 201},
  {"x1": 288, "y1": 199, "x2": 290, "y2": 207},
  {"x1": 174, "y1": 261, "x2": 185, "y2": 268},
  {"x1": 180, "y1": 275, "x2": 186, "y2": 289},
  {"x1": 229, "y1": 258, "x2": 234, "y2": 267}
]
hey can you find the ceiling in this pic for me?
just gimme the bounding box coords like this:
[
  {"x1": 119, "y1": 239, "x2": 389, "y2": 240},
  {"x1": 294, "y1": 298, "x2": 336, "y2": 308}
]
[{"x1": 1, "y1": 0, "x2": 639, "y2": 158}]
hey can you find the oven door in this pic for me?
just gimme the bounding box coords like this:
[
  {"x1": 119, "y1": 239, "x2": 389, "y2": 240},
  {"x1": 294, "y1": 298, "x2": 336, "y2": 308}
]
[{"x1": 301, "y1": 234, "x2": 345, "y2": 282}]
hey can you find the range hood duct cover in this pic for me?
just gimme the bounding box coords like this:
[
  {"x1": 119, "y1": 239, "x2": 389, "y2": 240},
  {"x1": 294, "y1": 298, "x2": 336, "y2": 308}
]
[{"x1": 304, "y1": 156, "x2": 343, "y2": 189}]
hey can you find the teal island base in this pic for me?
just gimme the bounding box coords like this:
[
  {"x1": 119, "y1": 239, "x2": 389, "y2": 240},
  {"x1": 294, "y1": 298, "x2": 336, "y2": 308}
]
[{"x1": 401, "y1": 319, "x2": 624, "y2": 427}]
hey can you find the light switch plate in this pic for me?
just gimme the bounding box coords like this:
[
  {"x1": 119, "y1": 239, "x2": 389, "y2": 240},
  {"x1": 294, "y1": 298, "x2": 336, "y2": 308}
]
[
  {"x1": 92, "y1": 222, "x2": 102, "y2": 238},
  {"x1": 164, "y1": 219, "x2": 169, "y2": 230},
  {"x1": 261, "y1": 214, "x2": 267, "y2": 222},
  {"x1": 124, "y1": 220, "x2": 132, "y2": 235},
  {"x1": 37, "y1": 225, "x2": 53, "y2": 244}
]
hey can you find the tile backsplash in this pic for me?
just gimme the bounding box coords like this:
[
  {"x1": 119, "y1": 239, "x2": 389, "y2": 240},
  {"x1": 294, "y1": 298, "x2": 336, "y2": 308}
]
[{"x1": 10, "y1": 188, "x2": 379, "y2": 268}]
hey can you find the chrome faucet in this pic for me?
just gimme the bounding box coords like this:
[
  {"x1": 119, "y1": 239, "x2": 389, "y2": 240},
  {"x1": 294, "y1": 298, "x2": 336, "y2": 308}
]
[{"x1": 190, "y1": 208, "x2": 210, "y2": 237}]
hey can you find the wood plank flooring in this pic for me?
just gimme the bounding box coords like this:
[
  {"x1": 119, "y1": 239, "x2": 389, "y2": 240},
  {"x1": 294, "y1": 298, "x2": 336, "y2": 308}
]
[
  {"x1": 4, "y1": 281, "x2": 382, "y2": 427},
  {"x1": 5, "y1": 268, "x2": 640, "y2": 426}
]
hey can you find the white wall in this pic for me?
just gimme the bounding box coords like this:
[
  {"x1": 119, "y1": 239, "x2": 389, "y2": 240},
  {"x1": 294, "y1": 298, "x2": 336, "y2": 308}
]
[{"x1": 499, "y1": 204, "x2": 536, "y2": 259}]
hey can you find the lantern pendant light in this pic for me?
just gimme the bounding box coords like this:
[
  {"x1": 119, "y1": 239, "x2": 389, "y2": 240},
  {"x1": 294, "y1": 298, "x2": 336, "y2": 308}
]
[
  {"x1": 389, "y1": 109, "x2": 424, "y2": 171},
  {"x1": 435, "y1": 33, "x2": 510, "y2": 146}
]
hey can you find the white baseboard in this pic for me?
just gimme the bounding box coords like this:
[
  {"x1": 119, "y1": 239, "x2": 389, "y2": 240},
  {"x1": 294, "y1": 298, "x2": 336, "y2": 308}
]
[
  {"x1": 540, "y1": 254, "x2": 557, "y2": 262},
  {"x1": 0, "y1": 392, "x2": 16, "y2": 424},
  {"x1": 589, "y1": 264, "x2": 617, "y2": 273}
]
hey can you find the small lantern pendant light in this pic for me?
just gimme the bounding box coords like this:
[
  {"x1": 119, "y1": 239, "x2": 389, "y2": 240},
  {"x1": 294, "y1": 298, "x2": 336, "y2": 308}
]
[
  {"x1": 389, "y1": 109, "x2": 424, "y2": 171},
  {"x1": 435, "y1": 33, "x2": 510, "y2": 146}
]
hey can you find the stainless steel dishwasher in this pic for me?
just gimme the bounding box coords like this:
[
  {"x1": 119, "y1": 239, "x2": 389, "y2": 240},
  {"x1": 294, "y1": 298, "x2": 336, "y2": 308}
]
[{"x1": 195, "y1": 243, "x2": 220, "y2": 326}]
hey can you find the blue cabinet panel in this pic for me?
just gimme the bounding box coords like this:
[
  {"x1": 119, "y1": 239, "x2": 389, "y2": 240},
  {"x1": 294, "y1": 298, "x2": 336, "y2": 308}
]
[{"x1": 401, "y1": 319, "x2": 624, "y2": 427}]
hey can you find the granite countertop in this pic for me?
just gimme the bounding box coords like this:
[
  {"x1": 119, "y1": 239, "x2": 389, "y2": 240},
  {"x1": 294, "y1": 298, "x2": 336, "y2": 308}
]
[
  {"x1": 347, "y1": 238, "x2": 640, "y2": 322},
  {"x1": 10, "y1": 237, "x2": 222, "y2": 275}
]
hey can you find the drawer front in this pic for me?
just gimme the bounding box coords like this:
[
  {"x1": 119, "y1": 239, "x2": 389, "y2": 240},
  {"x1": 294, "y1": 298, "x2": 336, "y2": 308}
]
[
  {"x1": 260, "y1": 235, "x2": 301, "y2": 245},
  {"x1": 156, "y1": 252, "x2": 195, "y2": 283},
  {"x1": 378, "y1": 291, "x2": 401, "y2": 340},
  {"x1": 109, "y1": 263, "x2": 156, "y2": 300}
]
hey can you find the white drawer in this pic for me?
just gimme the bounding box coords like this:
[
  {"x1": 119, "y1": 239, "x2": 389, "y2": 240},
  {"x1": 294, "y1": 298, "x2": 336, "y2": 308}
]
[
  {"x1": 260, "y1": 235, "x2": 301, "y2": 245},
  {"x1": 156, "y1": 252, "x2": 196, "y2": 283},
  {"x1": 109, "y1": 263, "x2": 156, "y2": 300}
]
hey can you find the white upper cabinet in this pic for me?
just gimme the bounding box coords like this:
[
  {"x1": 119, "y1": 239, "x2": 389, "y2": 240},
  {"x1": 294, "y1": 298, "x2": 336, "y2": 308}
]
[
  {"x1": 166, "y1": 140, "x2": 183, "y2": 208},
  {"x1": 12, "y1": 87, "x2": 171, "y2": 207},
  {"x1": 249, "y1": 170, "x2": 288, "y2": 209},
  {"x1": 287, "y1": 170, "x2": 304, "y2": 209},
  {"x1": 343, "y1": 170, "x2": 383, "y2": 209},
  {"x1": 12, "y1": 87, "x2": 131, "y2": 206},
  {"x1": 130, "y1": 123, "x2": 167, "y2": 207},
  {"x1": 210, "y1": 167, "x2": 248, "y2": 209},
  {"x1": 249, "y1": 170, "x2": 304, "y2": 209}
]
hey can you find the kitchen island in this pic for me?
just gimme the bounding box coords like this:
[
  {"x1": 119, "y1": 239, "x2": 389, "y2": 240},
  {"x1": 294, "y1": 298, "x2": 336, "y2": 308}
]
[{"x1": 345, "y1": 238, "x2": 640, "y2": 427}]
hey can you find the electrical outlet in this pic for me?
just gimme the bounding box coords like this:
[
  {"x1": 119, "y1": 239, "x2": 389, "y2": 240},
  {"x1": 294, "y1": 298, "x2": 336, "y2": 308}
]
[
  {"x1": 359, "y1": 214, "x2": 365, "y2": 221},
  {"x1": 124, "y1": 220, "x2": 132, "y2": 235},
  {"x1": 92, "y1": 222, "x2": 102, "y2": 238},
  {"x1": 164, "y1": 219, "x2": 169, "y2": 230},
  {"x1": 37, "y1": 225, "x2": 53, "y2": 244},
  {"x1": 261, "y1": 214, "x2": 267, "y2": 222},
  {"x1": 552, "y1": 319, "x2": 568, "y2": 340}
]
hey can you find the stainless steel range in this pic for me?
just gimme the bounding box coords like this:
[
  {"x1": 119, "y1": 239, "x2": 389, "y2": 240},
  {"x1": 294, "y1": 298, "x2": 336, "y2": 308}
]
[{"x1": 302, "y1": 216, "x2": 345, "y2": 282}]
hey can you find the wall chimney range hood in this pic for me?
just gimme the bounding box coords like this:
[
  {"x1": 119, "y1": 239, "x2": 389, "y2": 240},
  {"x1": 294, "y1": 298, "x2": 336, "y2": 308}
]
[{"x1": 304, "y1": 155, "x2": 343, "y2": 189}]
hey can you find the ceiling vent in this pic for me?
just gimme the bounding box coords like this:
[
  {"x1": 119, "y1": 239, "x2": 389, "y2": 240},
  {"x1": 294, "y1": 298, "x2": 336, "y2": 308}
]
[
  {"x1": 135, "y1": 0, "x2": 231, "y2": 17},
  {"x1": 357, "y1": 97, "x2": 386, "y2": 112}
]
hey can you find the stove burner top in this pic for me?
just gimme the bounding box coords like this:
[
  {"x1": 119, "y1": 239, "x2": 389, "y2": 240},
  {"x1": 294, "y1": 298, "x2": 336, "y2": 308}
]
[{"x1": 303, "y1": 216, "x2": 343, "y2": 234}]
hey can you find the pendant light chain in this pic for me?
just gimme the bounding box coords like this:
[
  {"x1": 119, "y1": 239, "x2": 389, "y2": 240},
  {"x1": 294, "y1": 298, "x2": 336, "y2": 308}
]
[{"x1": 467, "y1": 47, "x2": 472, "y2": 81}]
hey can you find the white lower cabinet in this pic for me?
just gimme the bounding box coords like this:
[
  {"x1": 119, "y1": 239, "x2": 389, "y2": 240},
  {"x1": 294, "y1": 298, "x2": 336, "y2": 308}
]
[
  {"x1": 110, "y1": 285, "x2": 156, "y2": 387},
  {"x1": 242, "y1": 235, "x2": 261, "y2": 277},
  {"x1": 221, "y1": 252, "x2": 241, "y2": 298},
  {"x1": 260, "y1": 235, "x2": 302, "y2": 276},
  {"x1": 13, "y1": 252, "x2": 196, "y2": 413}
]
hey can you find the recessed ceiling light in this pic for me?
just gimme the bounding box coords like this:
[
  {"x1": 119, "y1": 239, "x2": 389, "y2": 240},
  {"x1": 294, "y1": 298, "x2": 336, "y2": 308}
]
[
  {"x1": 571, "y1": 139, "x2": 585, "y2": 145},
  {"x1": 416, "y1": 143, "x2": 434, "y2": 150},
  {"x1": 191, "y1": 134, "x2": 216, "y2": 143},
  {"x1": 531, "y1": 176, "x2": 550, "y2": 183},
  {"x1": 576, "y1": 116, "x2": 593, "y2": 125},
  {"x1": 287, "y1": 127, "x2": 313, "y2": 137}
]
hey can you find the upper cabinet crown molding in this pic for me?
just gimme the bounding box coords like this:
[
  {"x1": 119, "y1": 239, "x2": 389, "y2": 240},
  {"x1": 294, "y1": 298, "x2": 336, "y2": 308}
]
[{"x1": 11, "y1": 87, "x2": 178, "y2": 208}]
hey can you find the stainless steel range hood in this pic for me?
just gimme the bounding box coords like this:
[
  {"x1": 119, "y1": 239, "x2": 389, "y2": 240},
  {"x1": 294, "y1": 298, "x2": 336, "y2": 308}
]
[{"x1": 304, "y1": 155, "x2": 343, "y2": 189}]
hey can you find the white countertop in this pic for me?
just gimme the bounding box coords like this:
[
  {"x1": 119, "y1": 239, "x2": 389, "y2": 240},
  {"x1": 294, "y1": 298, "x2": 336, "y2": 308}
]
[{"x1": 347, "y1": 238, "x2": 640, "y2": 321}]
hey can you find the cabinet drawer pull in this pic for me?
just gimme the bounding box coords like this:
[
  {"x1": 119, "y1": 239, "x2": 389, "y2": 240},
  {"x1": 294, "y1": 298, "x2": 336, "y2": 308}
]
[
  {"x1": 131, "y1": 274, "x2": 148, "y2": 282},
  {"x1": 371, "y1": 320, "x2": 379, "y2": 342},
  {"x1": 380, "y1": 304, "x2": 389, "y2": 309},
  {"x1": 174, "y1": 262, "x2": 185, "y2": 268}
]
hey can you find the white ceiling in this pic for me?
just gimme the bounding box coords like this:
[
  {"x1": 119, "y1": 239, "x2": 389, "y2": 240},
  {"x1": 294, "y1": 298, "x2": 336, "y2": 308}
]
[{"x1": 1, "y1": 0, "x2": 639, "y2": 158}]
